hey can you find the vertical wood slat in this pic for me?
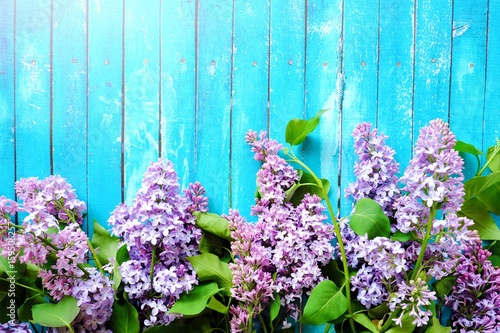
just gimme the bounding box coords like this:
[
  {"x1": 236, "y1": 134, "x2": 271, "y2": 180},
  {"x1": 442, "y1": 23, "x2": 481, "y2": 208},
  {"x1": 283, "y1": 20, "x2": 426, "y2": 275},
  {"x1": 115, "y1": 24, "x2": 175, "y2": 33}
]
[
  {"x1": 14, "y1": 0, "x2": 52, "y2": 181},
  {"x1": 0, "y1": 0, "x2": 15, "y2": 199},
  {"x1": 160, "y1": 0, "x2": 196, "y2": 190},
  {"x1": 123, "y1": 0, "x2": 161, "y2": 204},
  {"x1": 87, "y1": 0, "x2": 124, "y2": 229},
  {"x1": 231, "y1": 0, "x2": 270, "y2": 218},
  {"x1": 196, "y1": 1, "x2": 233, "y2": 214},
  {"x1": 377, "y1": 0, "x2": 414, "y2": 173},
  {"x1": 340, "y1": 0, "x2": 379, "y2": 215},
  {"x1": 449, "y1": 0, "x2": 489, "y2": 180},
  {"x1": 269, "y1": 0, "x2": 306, "y2": 142},
  {"x1": 52, "y1": 0, "x2": 88, "y2": 230}
]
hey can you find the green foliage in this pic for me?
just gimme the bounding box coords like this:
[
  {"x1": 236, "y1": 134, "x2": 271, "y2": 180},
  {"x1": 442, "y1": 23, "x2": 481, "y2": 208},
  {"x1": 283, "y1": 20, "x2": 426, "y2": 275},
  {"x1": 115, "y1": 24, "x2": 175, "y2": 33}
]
[
  {"x1": 350, "y1": 198, "x2": 391, "y2": 239},
  {"x1": 91, "y1": 220, "x2": 121, "y2": 266},
  {"x1": 285, "y1": 170, "x2": 330, "y2": 206},
  {"x1": 31, "y1": 296, "x2": 80, "y2": 329},
  {"x1": 195, "y1": 212, "x2": 232, "y2": 241},
  {"x1": 285, "y1": 109, "x2": 327, "y2": 146},
  {"x1": 302, "y1": 280, "x2": 349, "y2": 325},
  {"x1": 109, "y1": 298, "x2": 140, "y2": 333},
  {"x1": 187, "y1": 253, "x2": 233, "y2": 296},
  {"x1": 169, "y1": 282, "x2": 221, "y2": 316},
  {"x1": 424, "y1": 317, "x2": 451, "y2": 333}
]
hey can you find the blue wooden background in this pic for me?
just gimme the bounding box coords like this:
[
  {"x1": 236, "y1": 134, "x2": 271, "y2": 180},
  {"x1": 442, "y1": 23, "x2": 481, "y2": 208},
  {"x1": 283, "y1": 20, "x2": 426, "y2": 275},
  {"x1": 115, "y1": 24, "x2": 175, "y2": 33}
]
[{"x1": 1, "y1": 0, "x2": 499, "y2": 234}]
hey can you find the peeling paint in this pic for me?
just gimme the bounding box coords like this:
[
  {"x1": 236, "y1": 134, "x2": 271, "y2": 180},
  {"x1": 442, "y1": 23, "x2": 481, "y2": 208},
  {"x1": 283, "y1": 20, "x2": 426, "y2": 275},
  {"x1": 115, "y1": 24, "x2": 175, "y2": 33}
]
[{"x1": 452, "y1": 21, "x2": 470, "y2": 38}]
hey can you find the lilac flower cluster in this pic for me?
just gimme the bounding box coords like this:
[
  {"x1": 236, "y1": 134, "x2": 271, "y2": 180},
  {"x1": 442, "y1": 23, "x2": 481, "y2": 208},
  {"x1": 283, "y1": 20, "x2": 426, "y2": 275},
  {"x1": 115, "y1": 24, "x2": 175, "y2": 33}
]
[
  {"x1": 0, "y1": 322, "x2": 32, "y2": 333},
  {"x1": 445, "y1": 237, "x2": 500, "y2": 333},
  {"x1": 344, "y1": 122, "x2": 400, "y2": 216},
  {"x1": 344, "y1": 119, "x2": 476, "y2": 327},
  {"x1": 227, "y1": 131, "x2": 335, "y2": 331},
  {"x1": 109, "y1": 159, "x2": 207, "y2": 327},
  {"x1": 0, "y1": 176, "x2": 114, "y2": 332}
]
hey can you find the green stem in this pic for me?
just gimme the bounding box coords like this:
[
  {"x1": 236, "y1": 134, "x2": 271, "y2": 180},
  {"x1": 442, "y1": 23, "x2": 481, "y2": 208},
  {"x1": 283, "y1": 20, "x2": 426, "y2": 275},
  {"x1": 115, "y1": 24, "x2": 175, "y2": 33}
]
[
  {"x1": 0, "y1": 276, "x2": 53, "y2": 302},
  {"x1": 288, "y1": 148, "x2": 356, "y2": 333},
  {"x1": 87, "y1": 239, "x2": 104, "y2": 274},
  {"x1": 258, "y1": 313, "x2": 268, "y2": 333},
  {"x1": 380, "y1": 206, "x2": 437, "y2": 332},
  {"x1": 150, "y1": 245, "x2": 157, "y2": 290},
  {"x1": 477, "y1": 142, "x2": 500, "y2": 176}
]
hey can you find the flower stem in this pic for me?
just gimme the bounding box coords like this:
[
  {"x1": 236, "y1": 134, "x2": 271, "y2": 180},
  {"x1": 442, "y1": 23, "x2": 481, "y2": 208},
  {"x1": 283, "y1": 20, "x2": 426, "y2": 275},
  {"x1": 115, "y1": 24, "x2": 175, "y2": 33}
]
[
  {"x1": 87, "y1": 239, "x2": 104, "y2": 274},
  {"x1": 0, "y1": 276, "x2": 54, "y2": 302},
  {"x1": 477, "y1": 140, "x2": 500, "y2": 176},
  {"x1": 287, "y1": 149, "x2": 356, "y2": 333},
  {"x1": 150, "y1": 245, "x2": 157, "y2": 290}
]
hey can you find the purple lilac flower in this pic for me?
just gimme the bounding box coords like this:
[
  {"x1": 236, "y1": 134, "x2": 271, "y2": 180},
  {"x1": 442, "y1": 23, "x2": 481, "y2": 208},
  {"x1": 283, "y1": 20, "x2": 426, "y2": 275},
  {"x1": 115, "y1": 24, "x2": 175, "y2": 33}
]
[
  {"x1": 394, "y1": 119, "x2": 464, "y2": 234},
  {"x1": 245, "y1": 130, "x2": 283, "y2": 162},
  {"x1": 445, "y1": 236, "x2": 500, "y2": 333},
  {"x1": 109, "y1": 159, "x2": 205, "y2": 327},
  {"x1": 0, "y1": 322, "x2": 32, "y2": 333},
  {"x1": 388, "y1": 278, "x2": 437, "y2": 327},
  {"x1": 345, "y1": 122, "x2": 400, "y2": 216}
]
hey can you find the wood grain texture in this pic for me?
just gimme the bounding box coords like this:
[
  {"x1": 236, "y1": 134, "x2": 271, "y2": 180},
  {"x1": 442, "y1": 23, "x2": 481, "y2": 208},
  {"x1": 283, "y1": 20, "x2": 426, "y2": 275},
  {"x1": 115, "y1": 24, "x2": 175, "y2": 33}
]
[{"x1": 0, "y1": 0, "x2": 15, "y2": 198}]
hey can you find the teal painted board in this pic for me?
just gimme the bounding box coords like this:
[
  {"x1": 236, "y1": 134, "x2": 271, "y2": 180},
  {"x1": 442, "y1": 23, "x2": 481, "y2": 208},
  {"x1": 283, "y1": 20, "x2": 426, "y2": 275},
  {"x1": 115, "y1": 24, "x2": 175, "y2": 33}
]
[
  {"x1": 0, "y1": 0, "x2": 15, "y2": 198},
  {"x1": 340, "y1": 0, "x2": 379, "y2": 216},
  {"x1": 196, "y1": 1, "x2": 233, "y2": 215},
  {"x1": 413, "y1": 0, "x2": 452, "y2": 133},
  {"x1": 232, "y1": 0, "x2": 270, "y2": 219},
  {"x1": 14, "y1": 0, "x2": 52, "y2": 181},
  {"x1": 377, "y1": 0, "x2": 414, "y2": 173},
  {"x1": 161, "y1": 0, "x2": 197, "y2": 190},
  {"x1": 484, "y1": 0, "x2": 500, "y2": 149},
  {"x1": 87, "y1": 0, "x2": 124, "y2": 230},
  {"x1": 303, "y1": 0, "x2": 343, "y2": 216},
  {"x1": 449, "y1": 0, "x2": 488, "y2": 180},
  {"x1": 269, "y1": 0, "x2": 306, "y2": 143},
  {"x1": 52, "y1": 0, "x2": 88, "y2": 230},
  {"x1": 123, "y1": 0, "x2": 161, "y2": 203}
]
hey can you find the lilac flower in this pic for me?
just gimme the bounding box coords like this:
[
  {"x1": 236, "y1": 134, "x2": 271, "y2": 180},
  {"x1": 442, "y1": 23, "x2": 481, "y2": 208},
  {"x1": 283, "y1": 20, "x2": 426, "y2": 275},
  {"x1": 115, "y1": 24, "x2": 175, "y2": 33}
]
[
  {"x1": 109, "y1": 159, "x2": 205, "y2": 327},
  {"x1": 394, "y1": 119, "x2": 464, "y2": 234},
  {"x1": 245, "y1": 130, "x2": 283, "y2": 162},
  {"x1": 344, "y1": 122, "x2": 400, "y2": 216},
  {"x1": 0, "y1": 322, "x2": 32, "y2": 333},
  {"x1": 445, "y1": 237, "x2": 500, "y2": 333},
  {"x1": 388, "y1": 278, "x2": 437, "y2": 327}
]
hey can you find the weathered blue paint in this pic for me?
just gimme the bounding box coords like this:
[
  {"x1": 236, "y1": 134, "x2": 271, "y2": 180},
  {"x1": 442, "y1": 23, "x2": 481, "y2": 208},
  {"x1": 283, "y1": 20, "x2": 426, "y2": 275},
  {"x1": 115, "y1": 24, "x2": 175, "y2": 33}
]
[
  {"x1": 87, "y1": 0, "x2": 124, "y2": 230},
  {"x1": 0, "y1": 0, "x2": 14, "y2": 199}
]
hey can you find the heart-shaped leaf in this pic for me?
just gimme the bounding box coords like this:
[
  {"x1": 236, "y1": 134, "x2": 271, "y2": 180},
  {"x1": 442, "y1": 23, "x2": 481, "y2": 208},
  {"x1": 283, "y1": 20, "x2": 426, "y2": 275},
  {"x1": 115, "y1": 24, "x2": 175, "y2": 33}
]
[
  {"x1": 31, "y1": 296, "x2": 80, "y2": 328},
  {"x1": 350, "y1": 198, "x2": 391, "y2": 239},
  {"x1": 285, "y1": 109, "x2": 327, "y2": 146},
  {"x1": 187, "y1": 253, "x2": 233, "y2": 295},
  {"x1": 302, "y1": 280, "x2": 348, "y2": 325},
  {"x1": 169, "y1": 282, "x2": 220, "y2": 315}
]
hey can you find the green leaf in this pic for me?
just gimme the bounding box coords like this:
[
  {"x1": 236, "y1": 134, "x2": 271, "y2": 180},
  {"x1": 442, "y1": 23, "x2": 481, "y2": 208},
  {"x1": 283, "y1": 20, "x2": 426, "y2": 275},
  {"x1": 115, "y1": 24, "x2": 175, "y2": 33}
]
[
  {"x1": 285, "y1": 109, "x2": 327, "y2": 146},
  {"x1": 199, "y1": 231, "x2": 225, "y2": 256},
  {"x1": 349, "y1": 313, "x2": 379, "y2": 333},
  {"x1": 116, "y1": 243, "x2": 130, "y2": 265},
  {"x1": 385, "y1": 311, "x2": 416, "y2": 333},
  {"x1": 301, "y1": 280, "x2": 349, "y2": 325},
  {"x1": 194, "y1": 212, "x2": 232, "y2": 241},
  {"x1": 206, "y1": 296, "x2": 229, "y2": 314},
  {"x1": 187, "y1": 253, "x2": 233, "y2": 295},
  {"x1": 476, "y1": 183, "x2": 500, "y2": 215},
  {"x1": 464, "y1": 172, "x2": 500, "y2": 199},
  {"x1": 350, "y1": 198, "x2": 391, "y2": 239},
  {"x1": 434, "y1": 275, "x2": 457, "y2": 298},
  {"x1": 109, "y1": 299, "x2": 140, "y2": 333},
  {"x1": 367, "y1": 302, "x2": 390, "y2": 319},
  {"x1": 425, "y1": 317, "x2": 451, "y2": 333},
  {"x1": 320, "y1": 260, "x2": 345, "y2": 287},
  {"x1": 287, "y1": 170, "x2": 330, "y2": 206},
  {"x1": 269, "y1": 293, "x2": 281, "y2": 325},
  {"x1": 489, "y1": 255, "x2": 500, "y2": 267},
  {"x1": 453, "y1": 140, "x2": 483, "y2": 156},
  {"x1": 18, "y1": 295, "x2": 47, "y2": 321},
  {"x1": 460, "y1": 197, "x2": 500, "y2": 240},
  {"x1": 91, "y1": 220, "x2": 121, "y2": 266},
  {"x1": 31, "y1": 296, "x2": 80, "y2": 328},
  {"x1": 143, "y1": 325, "x2": 190, "y2": 333},
  {"x1": 169, "y1": 282, "x2": 221, "y2": 315},
  {"x1": 390, "y1": 230, "x2": 417, "y2": 242},
  {"x1": 487, "y1": 145, "x2": 500, "y2": 172}
]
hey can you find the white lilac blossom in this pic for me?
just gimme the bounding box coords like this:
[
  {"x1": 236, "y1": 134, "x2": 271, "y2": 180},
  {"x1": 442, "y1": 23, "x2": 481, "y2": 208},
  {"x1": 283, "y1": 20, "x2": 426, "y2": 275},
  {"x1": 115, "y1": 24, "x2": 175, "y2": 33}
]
[
  {"x1": 445, "y1": 236, "x2": 500, "y2": 333},
  {"x1": 345, "y1": 122, "x2": 400, "y2": 216},
  {"x1": 109, "y1": 159, "x2": 207, "y2": 327},
  {"x1": 227, "y1": 131, "x2": 335, "y2": 330}
]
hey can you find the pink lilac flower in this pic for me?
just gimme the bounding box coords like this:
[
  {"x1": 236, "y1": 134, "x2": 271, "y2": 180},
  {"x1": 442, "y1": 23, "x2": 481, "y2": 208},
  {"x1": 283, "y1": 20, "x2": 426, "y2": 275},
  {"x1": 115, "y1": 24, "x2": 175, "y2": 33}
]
[
  {"x1": 109, "y1": 159, "x2": 206, "y2": 327},
  {"x1": 445, "y1": 236, "x2": 500, "y2": 333},
  {"x1": 345, "y1": 122, "x2": 400, "y2": 216},
  {"x1": 0, "y1": 322, "x2": 32, "y2": 333}
]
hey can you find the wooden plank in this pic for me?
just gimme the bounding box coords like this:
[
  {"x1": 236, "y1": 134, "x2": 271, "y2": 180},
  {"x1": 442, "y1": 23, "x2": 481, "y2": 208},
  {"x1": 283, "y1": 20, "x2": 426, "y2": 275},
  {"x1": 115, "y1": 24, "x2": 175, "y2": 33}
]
[
  {"x1": 449, "y1": 0, "x2": 488, "y2": 179},
  {"x1": 269, "y1": 0, "x2": 306, "y2": 143},
  {"x1": 52, "y1": 0, "x2": 88, "y2": 229},
  {"x1": 123, "y1": 0, "x2": 161, "y2": 203},
  {"x1": 14, "y1": 0, "x2": 52, "y2": 180},
  {"x1": 377, "y1": 0, "x2": 414, "y2": 172},
  {"x1": 340, "y1": 0, "x2": 379, "y2": 215},
  {"x1": 231, "y1": 0, "x2": 270, "y2": 218},
  {"x1": 0, "y1": 0, "x2": 15, "y2": 198},
  {"x1": 484, "y1": 0, "x2": 500, "y2": 150},
  {"x1": 87, "y1": 0, "x2": 123, "y2": 230},
  {"x1": 304, "y1": 1, "x2": 343, "y2": 216},
  {"x1": 160, "y1": 0, "x2": 196, "y2": 190},
  {"x1": 196, "y1": 0, "x2": 233, "y2": 214}
]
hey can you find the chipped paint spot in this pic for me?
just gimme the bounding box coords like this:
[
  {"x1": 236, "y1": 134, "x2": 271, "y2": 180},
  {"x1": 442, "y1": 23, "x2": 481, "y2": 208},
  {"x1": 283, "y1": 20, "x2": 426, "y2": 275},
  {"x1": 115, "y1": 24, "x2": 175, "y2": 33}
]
[{"x1": 452, "y1": 21, "x2": 470, "y2": 38}]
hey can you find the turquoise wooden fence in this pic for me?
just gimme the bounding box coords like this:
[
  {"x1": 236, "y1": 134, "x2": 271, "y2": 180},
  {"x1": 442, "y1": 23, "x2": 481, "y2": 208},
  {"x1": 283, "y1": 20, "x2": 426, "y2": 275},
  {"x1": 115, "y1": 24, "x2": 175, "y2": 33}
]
[{"x1": 1, "y1": 0, "x2": 499, "y2": 237}]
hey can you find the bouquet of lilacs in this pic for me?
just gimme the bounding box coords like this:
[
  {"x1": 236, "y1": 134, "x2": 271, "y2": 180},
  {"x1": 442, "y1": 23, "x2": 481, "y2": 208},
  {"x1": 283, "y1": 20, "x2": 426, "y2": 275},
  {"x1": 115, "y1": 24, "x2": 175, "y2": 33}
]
[
  {"x1": 0, "y1": 176, "x2": 115, "y2": 333},
  {"x1": 299, "y1": 118, "x2": 500, "y2": 333}
]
